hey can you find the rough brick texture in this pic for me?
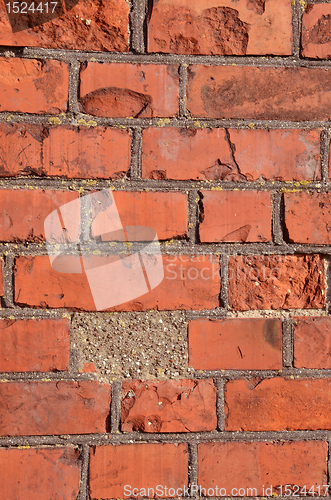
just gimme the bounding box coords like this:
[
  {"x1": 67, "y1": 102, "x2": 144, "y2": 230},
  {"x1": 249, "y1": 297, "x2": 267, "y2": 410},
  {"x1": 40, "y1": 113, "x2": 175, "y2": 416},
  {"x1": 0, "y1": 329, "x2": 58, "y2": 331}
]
[
  {"x1": 225, "y1": 378, "x2": 331, "y2": 431},
  {"x1": 0, "y1": 447, "x2": 81, "y2": 500},
  {"x1": 0, "y1": 0, "x2": 130, "y2": 51},
  {"x1": 80, "y1": 63, "x2": 179, "y2": 117},
  {"x1": 94, "y1": 191, "x2": 188, "y2": 241},
  {"x1": 1, "y1": 2, "x2": 330, "y2": 498},
  {"x1": 228, "y1": 255, "x2": 325, "y2": 310},
  {"x1": 284, "y1": 191, "x2": 331, "y2": 244},
  {"x1": 301, "y1": 3, "x2": 331, "y2": 59},
  {"x1": 188, "y1": 318, "x2": 282, "y2": 370},
  {"x1": 0, "y1": 189, "x2": 79, "y2": 242},
  {"x1": 198, "y1": 441, "x2": 327, "y2": 495},
  {"x1": 0, "y1": 318, "x2": 70, "y2": 372},
  {"x1": 187, "y1": 66, "x2": 331, "y2": 120},
  {"x1": 148, "y1": 0, "x2": 292, "y2": 56},
  {"x1": 121, "y1": 379, "x2": 217, "y2": 432},
  {"x1": 294, "y1": 316, "x2": 331, "y2": 369},
  {"x1": 14, "y1": 255, "x2": 220, "y2": 311},
  {"x1": 0, "y1": 381, "x2": 111, "y2": 435},
  {"x1": 0, "y1": 124, "x2": 131, "y2": 178},
  {"x1": 200, "y1": 190, "x2": 272, "y2": 242},
  {"x1": 0, "y1": 58, "x2": 69, "y2": 114},
  {"x1": 142, "y1": 128, "x2": 321, "y2": 181},
  {"x1": 89, "y1": 443, "x2": 188, "y2": 498}
]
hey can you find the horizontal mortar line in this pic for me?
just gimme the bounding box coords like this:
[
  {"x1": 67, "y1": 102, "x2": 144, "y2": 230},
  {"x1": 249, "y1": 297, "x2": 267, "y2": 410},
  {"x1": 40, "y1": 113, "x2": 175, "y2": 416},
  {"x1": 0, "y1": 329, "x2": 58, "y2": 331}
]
[
  {"x1": 3, "y1": 368, "x2": 331, "y2": 382},
  {"x1": 1, "y1": 113, "x2": 331, "y2": 131},
  {"x1": 0, "y1": 308, "x2": 73, "y2": 318},
  {"x1": 19, "y1": 48, "x2": 331, "y2": 68},
  {"x1": 186, "y1": 308, "x2": 328, "y2": 319},
  {"x1": 3, "y1": 241, "x2": 331, "y2": 256},
  {"x1": 1, "y1": 430, "x2": 331, "y2": 447},
  {"x1": 0, "y1": 372, "x2": 98, "y2": 381},
  {"x1": 192, "y1": 368, "x2": 331, "y2": 379},
  {"x1": 0, "y1": 177, "x2": 329, "y2": 192}
]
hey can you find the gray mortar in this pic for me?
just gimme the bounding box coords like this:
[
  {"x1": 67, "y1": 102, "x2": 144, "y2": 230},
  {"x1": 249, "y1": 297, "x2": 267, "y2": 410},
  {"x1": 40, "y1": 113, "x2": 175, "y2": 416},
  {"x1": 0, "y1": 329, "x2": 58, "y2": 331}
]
[{"x1": 71, "y1": 311, "x2": 193, "y2": 382}]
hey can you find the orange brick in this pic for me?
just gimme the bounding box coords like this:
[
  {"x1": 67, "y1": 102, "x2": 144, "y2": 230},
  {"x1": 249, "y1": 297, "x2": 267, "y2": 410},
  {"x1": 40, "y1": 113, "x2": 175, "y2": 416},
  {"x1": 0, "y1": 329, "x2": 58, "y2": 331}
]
[
  {"x1": 226, "y1": 378, "x2": 331, "y2": 431},
  {"x1": 0, "y1": 381, "x2": 111, "y2": 435},
  {"x1": 187, "y1": 65, "x2": 331, "y2": 120},
  {"x1": 80, "y1": 63, "x2": 179, "y2": 118},
  {"x1": 200, "y1": 191, "x2": 272, "y2": 243},
  {"x1": 189, "y1": 318, "x2": 282, "y2": 370},
  {"x1": 121, "y1": 379, "x2": 217, "y2": 432},
  {"x1": 90, "y1": 443, "x2": 188, "y2": 498},
  {"x1": 0, "y1": 318, "x2": 70, "y2": 372},
  {"x1": 301, "y1": 3, "x2": 331, "y2": 59},
  {"x1": 294, "y1": 316, "x2": 331, "y2": 369},
  {"x1": 0, "y1": 58, "x2": 68, "y2": 114},
  {"x1": 198, "y1": 441, "x2": 327, "y2": 496},
  {"x1": 148, "y1": 0, "x2": 292, "y2": 56},
  {"x1": 0, "y1": 448, "x2": 80, "y2": 500}
]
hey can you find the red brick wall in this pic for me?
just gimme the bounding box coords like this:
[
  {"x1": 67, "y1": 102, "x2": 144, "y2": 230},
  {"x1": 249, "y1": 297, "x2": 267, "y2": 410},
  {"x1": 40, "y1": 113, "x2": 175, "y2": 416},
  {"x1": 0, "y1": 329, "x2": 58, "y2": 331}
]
[{"x1": 1, "y1": 1, "x2": 331, "y2": 499}]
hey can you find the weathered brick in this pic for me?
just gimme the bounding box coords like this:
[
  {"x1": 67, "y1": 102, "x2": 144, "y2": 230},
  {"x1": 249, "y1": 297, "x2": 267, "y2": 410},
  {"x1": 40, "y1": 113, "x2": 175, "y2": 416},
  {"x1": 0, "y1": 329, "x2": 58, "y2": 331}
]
[
  {"x1": 198, "y1": 441, "x2": 327, "y2": 496},
  {"x1": 0, "y1": 447, "x2": 80, "y2": 500},
  {"x1": 43, "y1": 126, "x2": 131, "y2": 179},
  {"x1": 228, "y1": 255, "x2": 325, "y2": 310},
  {"x1": 0, "y1": 189, "x2": 79, "y2": 242},
  {"x1": 0, "y1": 318, "x2": 70, "y2": 372},
  {"x1": 0, "y1": 124, "x2": 130, "y2": 178},
  {"x1": 0, "y1": 381, "x2": 111, "y2": 436},
  {"x1": 188, "y1": 318, "x2": 282, "y2": 370},
  {"x1": 89, "y1": 443, "x2": 188, "y2": 498},
  {"x1": 14, "y1": 255, "x2": 220, "y2": 311},
  {"x1": 121, "y1": 379, "x2": 217, "y2": 432},
  {"x1": 284, "y1": 192, "x2": 331, "y2": 244},
  {"x1": 92, "y1": 191, "x2": 188, "y2": 241},
  {"x1": 293, "y1": 316, "x2": 331, "y2": 369},
  {"x1": 0, "y1": 58, "x2": 69, "y2": 114},
  {"x1": 301, "y1": 3, "x2": 331, "y2": 59},
  {"x1": 142, "y1": 128, "x2": 321, "y2": 181},
  {"x1": 0, "y1": 258, "x2": 4, "y2": 296},
  {"x1": 225, "y1": 378, "x2": 331, "y2": 431},
  {"x1": 200, "y1": 191, "x2": 272, "y2": 242},
  {"x1": 187, "y1": 65, "x2": 331, "y2": 120},
  {"x1": 148, "y1": 0, "x2": 292, "y2": 56},
  {"x1": 80, "y1": 63, "x2": 179, "y2": 118},
  {"x1": 0, "y1": 0, "x2": 129, "y2": 52}
]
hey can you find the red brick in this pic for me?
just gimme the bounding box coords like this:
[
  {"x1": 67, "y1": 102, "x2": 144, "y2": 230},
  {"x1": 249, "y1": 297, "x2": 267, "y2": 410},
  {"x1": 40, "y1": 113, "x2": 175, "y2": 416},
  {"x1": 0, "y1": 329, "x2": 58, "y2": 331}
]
[
  {"x1": 89, "y1": 443, "x2": 188, "y2": 498},
  {"x1": 0, "y1": 318, "x2": 70, "y2": 372},
  {"x1": 0, "y1": 0, "x2": 129, "y2": 52},
  {"x1": 187, "y1": 65, "x2": 331, "y2": 120},
  {"x1": 148, "y1": 0, "x2": 292, "y2": 56},
  {"x1": 43, "y1": 126, "x2": 131, "y2": 179},
  {"x1": 293, "y1": 316, "x2": 331, "y2": 369},
  {"x1": 284, "y1": 192, "x2": 331, "y2": 244},
  {"x1": 225, "y1": 378, "x2": 331, "y2": 431},
  {"x1": 0, "y1": 190, "x2": 79, "y2": 242},
  {"x1": 198, "y1": 441, "x2": 327, "y2": 496},
  {"x1": 14, "y1": 255, "x2": 220, "y2": 311},
  {"x1": 80, "y1": 63, "x2": 179, "y2": 118},
  {"x1": 228, "y1": 254, "x2": 325, "y2": 310},
  {"x1": 0, "y1": 124, "x2": 130, "y2": 179},
  {"x1": 189, "y1": 318, "x2": 282, "y2": 370},
  {"x1": 301, "y1": 4, "x2": 331, "y2": 59},
  {"x1": 142, "y1": 128, "x2": 321, "y2": 181},
  {"x1": 0, "y1": 58, "x2": 68, "y2": 114},
  {"x1": 121, "y1": 379, "x2": 217, "y2": 432},
  {"x1": 200, "y1": 191, "x2": 272, "y2": 243},
  {"x1": 92, "y1": 191, "x2": 188, "y2": 241},
  {"x1": 0, "y1": 380, "x2": 111, "y2": 435},
  {"x1": 0, "y1": 447, "x2": 80, "y2": 500}
]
